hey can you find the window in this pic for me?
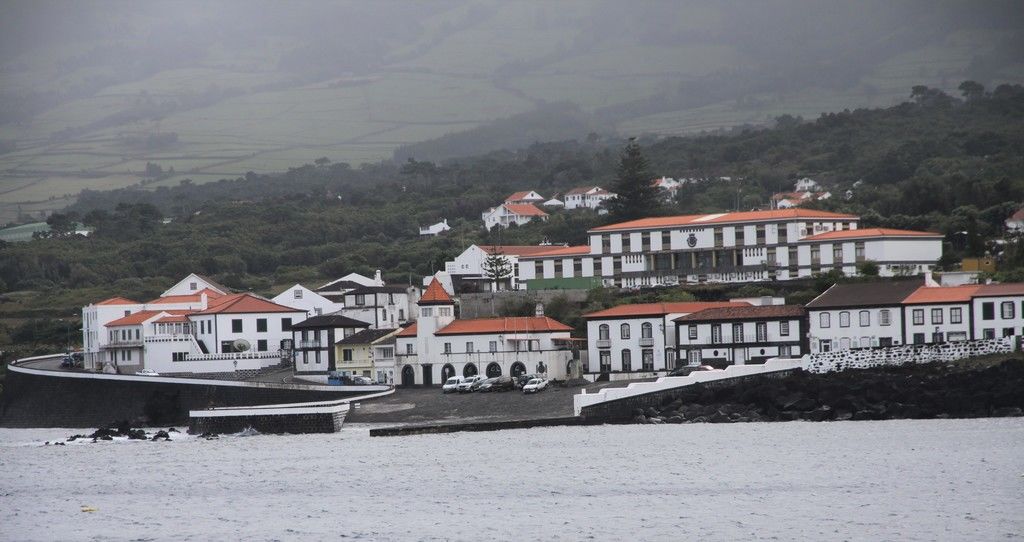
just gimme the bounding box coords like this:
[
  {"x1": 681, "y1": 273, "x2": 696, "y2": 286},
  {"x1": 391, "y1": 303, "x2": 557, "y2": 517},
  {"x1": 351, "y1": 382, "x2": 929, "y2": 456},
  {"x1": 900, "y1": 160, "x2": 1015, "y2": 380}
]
[
  {"x1": 983, "y1": 328, "x2": 995, "y2": 339},
  {"x1": 913, "y1": 333, "x2": 925, "y2": 344},
  {"x1": 1003, "y1": 328, "x2": 1014, "y2": 337},
  {"x1": 820, "y1": 340, "x2": 831, "y2": 352},
  {"x1": 406, "y1": 343, "x2": 413, "y2": 354},
  {"x1": 399, "y1": 309, "x2": 405, "y2": 321},
  {"x1": 982, "y1": 302, "x2": 994, "y2": 320},
  {"x1": 756, "y1": 322, "x2": 767, "y2": 342},
  {"x1": 343, "y1": 349, "x2": 353, "y2": 361},
  {"x1": 172, "y1": 352, "x2": 187, "y2": 361},
  {"x1": 443, "y1": 342, "x2": 451, "y2": 354},
  {"x1": 489, "y1": 341, "x2": 497, "y2": 352},
  {"x1": 257, "y1": 340, "x2": 267, "y2": 352},
  {"x1": 912, "y1": 309, "x2": 924, "y2": 325},
  {"x1": 839, "y1": 312, "x2": 850, "y2": 328},
  {"x1": 1001, "y1": 301, "x2": 1015, "y2": 319},
  {"x1": 733, "y1": 323, "x2": 744, "y2": 342},
  {"x1": 294, "y1": 289, "x2": 303, "y2": 299},
  {"x1": 859, "y1": 311, "x2": 870, "y2": 327},
  {"x1": 780, "y1": 345, "x2": 792, "y2": 357},
  {"x1": 642, "y1": 349, "x2": 654, "y2": 371},
  {"x1": 641, "y1": 322, "x2": 653, "y2": 339},
  {"x1": 599, "y1": 324, "x2": 610, "y2": 340},
  {"x1": 879, "y1": 309, "x2": 891, "y2": 326},
  {"x1": 355, "y1": 294, "x2": 365, "y2": 306},
  {"x1": 711, "y1": 324, "x2": 722, "y2": 344},
  {"x1": 930, "y1": 308, "x2": 943, "y2": 325},
  {"x1": 256, "y1": 318, "x2": 267, "y2": 332},
  {"x1": 466, "y1": 342, "x2": 474, "y2": 353},
  {"x1": 780, "y1": 321, "x2": 790, "y2": 336},
  {"x1": 438, "y1": 307, "x2": 451, "y2": 316},
  {"x1": 620, "y1": 323, "x2": 630, "y2": 339},
  {"x1": 621, "y1": 349, "x2": 632, "y2": 371},
  {"x1": 281, "y1": 318, "x2": 292, "y2": 331},
  {"x1": 189, "y1": 282, "x2": 197, "y2": 291},
  {"x1": 951, "y1": 308, "x2": 962, "y2": 324},
  {"x1": 819, "y1": 313, "x2": 831, "y2": 328},
  {"x1": 232, "y1": 319, "x2": 243, "y2": 333},
  {"x1": 599, "y1": 351, "x2": 611, "y2": 371},
  {"x1": 422, "y1": 307, "x2": 433, "y2": 317},
  {"x1": 688, "y1": 325, "x2": 697, "y2": 340}
]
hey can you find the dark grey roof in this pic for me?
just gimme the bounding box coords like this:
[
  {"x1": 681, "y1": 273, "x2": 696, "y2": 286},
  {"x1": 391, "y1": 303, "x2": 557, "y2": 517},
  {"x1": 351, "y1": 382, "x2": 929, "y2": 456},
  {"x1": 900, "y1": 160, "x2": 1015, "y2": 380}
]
[
  {"x1": 315, "y1": 280, "x2": 363, "y2": 292},
  {"x1": 804, "y1": 279, "x2": 923, "y2": 309},
  {"x1": 196, "y1": 274, "x2": 233, "y2": 294},
  {"x1": 345, "y1": 285, "x2": 411, "y2": 296},
  {"x1": 336, "y1": 328, "x2": 399, "y2": 345},
  {"x1": 290, "y1": 314, "x2": 371, "y2": 329},
  {"x1": 321, "y1": 294, "x2": 346, "y2": 303}
]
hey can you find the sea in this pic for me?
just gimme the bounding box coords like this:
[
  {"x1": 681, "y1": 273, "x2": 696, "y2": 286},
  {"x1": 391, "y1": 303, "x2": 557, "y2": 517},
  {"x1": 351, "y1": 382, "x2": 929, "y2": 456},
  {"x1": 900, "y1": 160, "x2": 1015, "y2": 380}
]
[{"x1": 1, "y1": 419, "x2": 1022, "y2": 541}]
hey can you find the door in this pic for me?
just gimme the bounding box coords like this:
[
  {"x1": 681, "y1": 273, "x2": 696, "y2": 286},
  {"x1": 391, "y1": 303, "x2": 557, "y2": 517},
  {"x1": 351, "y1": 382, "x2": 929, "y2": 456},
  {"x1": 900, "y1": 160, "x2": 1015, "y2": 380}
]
[
  {"x1": 422, "y1": 364, "x2": 433, "y2": 386},
  {"x1": 401, "y1": 365, "x2": 415, "y2": 387},
  {"x1": 733, "y1": 348, "x2": 746, "y2": 365}
]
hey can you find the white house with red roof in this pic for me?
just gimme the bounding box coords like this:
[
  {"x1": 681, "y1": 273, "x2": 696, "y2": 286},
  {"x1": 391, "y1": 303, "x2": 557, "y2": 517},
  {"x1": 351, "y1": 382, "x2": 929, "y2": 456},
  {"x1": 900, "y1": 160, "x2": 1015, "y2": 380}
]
[
  {"x1": 563, "y1": 186, "x2": 615, "y2": 211},
  {"x1": 482, "y1": 202, "x2": 549, "y2": 230},
  {"x1": 504, "y1": 190, "x2": 545, "y2": 205},
  {"x1": 393, "y1": 280, "x2": 576, "y2": 385},
  {"x1": 583, "y1": 301, "x2": 751, "y2": 380},
  {"x1": 1005, "y1": 208, "x2": 1024, "y2": 232}
]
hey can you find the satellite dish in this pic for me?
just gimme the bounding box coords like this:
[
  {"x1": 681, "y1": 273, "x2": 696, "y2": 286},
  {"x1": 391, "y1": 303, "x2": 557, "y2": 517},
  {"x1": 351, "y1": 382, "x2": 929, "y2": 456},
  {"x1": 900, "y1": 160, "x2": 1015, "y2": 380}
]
[{"x1": 233, "y1": 339, "x2": 251, "y2": 352}]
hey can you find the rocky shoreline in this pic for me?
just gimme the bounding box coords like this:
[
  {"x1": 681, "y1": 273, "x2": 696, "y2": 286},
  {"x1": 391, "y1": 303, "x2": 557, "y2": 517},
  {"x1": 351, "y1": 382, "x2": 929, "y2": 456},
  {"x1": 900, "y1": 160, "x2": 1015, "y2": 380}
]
[{"x1": 633, "y1": 358, "x2": 1024, "y2": 424}]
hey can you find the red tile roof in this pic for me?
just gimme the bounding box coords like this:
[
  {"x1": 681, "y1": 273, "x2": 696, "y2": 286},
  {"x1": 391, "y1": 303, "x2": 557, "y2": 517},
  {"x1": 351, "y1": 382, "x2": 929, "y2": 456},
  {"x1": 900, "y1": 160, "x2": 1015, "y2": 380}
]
[
  {"x1": 902, "y1": 285, "x2": 981, "y2": 304},
  {"x1": 675, "y1": 305, "x2": 805, "y2": 322},
  {"x1": 771, "y1": 191, "x2": 810, "y2": 201},
  {"x1": 95, "y1": 297, "x2": 139, "y2": 306},
  {"x1": 506, "y1": 191, "x2": 542, "y2": 202},
  {"x1": 974, "y1": 283, "x2": 1024, "y2": 297},
  {"x1": 503, "y1": 203, "x2": 548, "y2": 217},
  {"x1": 522, "y1": 245, "x2": 591, "y2": 258},
  {"x1": 565, "y1": 186, "x2": 600, "y2": 196},
  {"x1": 590, "y1": 209, "x2": 857, "y2": 232},
  {"x1": 147, "y1": 288, "x2": 224, "y2": 305},
  {"x1": 436, "y1": 316, "x2": 571, "y2": 335},
  {"x1": 801, "y1": 228, "x2": 942, "y2": 242},
  {"x1": 585, "y1": 301, "x2": 751, "y2": 319},
  {"x1": 191, "y1": 293, "x2": 303, "y2": 315},
  {"x1": 480, "y1": 245, "x2": 565, "y2": 257},
  {"x1": 397, "y1": 322, "x2": 418, "y2": 337},
  {"x1": 1008, "y1": 208, "x2": 1024, "y2": 222},
  {"x1": 153, "y1": 314, "x2": 190, "y2": 323},
  {"x1": 420, "y1": 279, "x2": 453, "y2": 305},
  {"x1": 106, "y1": 310, "x2": 165, "y2": 326}
]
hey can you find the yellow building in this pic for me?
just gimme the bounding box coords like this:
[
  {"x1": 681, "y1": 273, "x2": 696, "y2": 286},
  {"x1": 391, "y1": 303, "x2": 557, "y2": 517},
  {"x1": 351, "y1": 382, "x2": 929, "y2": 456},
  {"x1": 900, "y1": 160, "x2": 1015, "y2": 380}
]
[{"x1": 334, "y1": 328, "x2": 400, "y2": 379}]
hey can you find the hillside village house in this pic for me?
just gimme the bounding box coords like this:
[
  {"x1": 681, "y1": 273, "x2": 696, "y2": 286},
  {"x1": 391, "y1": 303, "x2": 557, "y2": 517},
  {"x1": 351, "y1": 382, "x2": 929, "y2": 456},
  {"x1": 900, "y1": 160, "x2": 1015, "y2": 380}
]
[
  {"x1": 482, "y1": 202, "x2": 549, "y2": 230},
  {"x1": 1005, "y1": 208, "x2": 1024, "y2": 232},
  {"x1": 651, "y1": 177, "x2": 684, "y2": 200},
  {"x1": 542, "y1": 196, "x2": 565, "y2": 208},
  {"x1": 339, "y1": 284, "x2": 420, "y2": 328},
  {"x1": 289, "y1": 314, "x2": 370, "y2": 381},
  {"x1": 563, "y1": 186, "x2": 615, "y2": 211},
  {"x1": 313, "y1": 271, "x2": 384, "y2": 302},
  {"x1": 675, "y1": 305, "x2": 807, "y2": 367},
  {"x1": 394, "y1": 280, "x2": 576, "y2": 385},
  {"x1": 419, "y1": 218, "x2": 451, "y2": 236},
  {"x1": 583, "y1": 301, "x2": 750, "y2": 379},
  {"x1": 271, "y1": 283, "x2": 343, "y2": 318},
  {"x1": 333, "y1": 328, "x2": 400, "y2": 382},
  {"x1": 504, "y1": 190, "x2": 545, "y2": 205},
  {"x1": 514, "y1": 210, "x2": 943, "y2": 289}
]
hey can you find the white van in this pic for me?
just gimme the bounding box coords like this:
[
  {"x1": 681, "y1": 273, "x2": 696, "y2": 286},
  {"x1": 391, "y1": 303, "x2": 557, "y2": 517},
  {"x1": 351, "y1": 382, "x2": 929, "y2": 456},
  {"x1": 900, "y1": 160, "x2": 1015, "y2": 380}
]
[{"x1": 442, "y1": 376, "x2": 464, "y2": 393}]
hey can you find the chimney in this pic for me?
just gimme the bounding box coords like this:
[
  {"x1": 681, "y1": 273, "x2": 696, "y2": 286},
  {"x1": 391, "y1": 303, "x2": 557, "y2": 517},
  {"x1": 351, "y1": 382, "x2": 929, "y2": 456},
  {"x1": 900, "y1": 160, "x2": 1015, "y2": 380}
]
[
  {"x1": 924, "y1": 270, "x2": 939, "y2": 287},
  {"x1": 374, "y1": 269, "x2": 383, "y2": 285},
  {"x1": 535, "y1": 302, "x2": 544, "y2": 317},
  {"x1": 200, "y1": 292, "x2": 208, "y2": 309}
]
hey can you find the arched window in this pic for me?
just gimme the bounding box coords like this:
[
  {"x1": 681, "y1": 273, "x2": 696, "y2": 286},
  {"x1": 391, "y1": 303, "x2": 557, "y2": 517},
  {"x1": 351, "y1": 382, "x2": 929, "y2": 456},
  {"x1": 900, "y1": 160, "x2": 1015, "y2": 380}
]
[
  {"x1": 641, "y1": 322, "x2": 653, "y2": 339},
  {"x1": 510, "y1": 362, "x2": 527, "y2": 377},
  {"x1": 620, "y1": 323, "x2": 630, "y2": 339},
  {"x1": 599, "y1": 324, "x2": 609, "y2": 340},
  {"x1": 621, "y1": 349, "x2": 632, "y2": 371},
  {"x1": 441, "y1": 364, "x2": 455, "y2": 381},
  {"x1": 485, "y1": 362, "x2": 502, "y2": 378},
  {"x1": 463, "y1": 363, "x2": 477, "y2": 377}
]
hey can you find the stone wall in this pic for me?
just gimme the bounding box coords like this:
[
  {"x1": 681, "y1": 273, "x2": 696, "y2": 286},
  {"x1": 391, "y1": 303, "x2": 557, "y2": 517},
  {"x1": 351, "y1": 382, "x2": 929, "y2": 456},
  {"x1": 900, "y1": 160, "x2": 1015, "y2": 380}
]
[
  {"x1": 807, "y1": 337, "x2": 1016, "y2": 373},
  {"x1": 189, "y1": 410, "x2": 346, "y2": 435}
]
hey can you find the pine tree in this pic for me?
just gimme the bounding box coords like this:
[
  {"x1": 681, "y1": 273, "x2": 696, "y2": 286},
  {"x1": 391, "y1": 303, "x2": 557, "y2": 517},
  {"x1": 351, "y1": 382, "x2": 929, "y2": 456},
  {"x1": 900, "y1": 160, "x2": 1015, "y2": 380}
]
[
  {"x1": 482, "y1": 248, "x2": 514, "y2": 291},
  {"x1": 605, "y1": 140, "x2": 662, "y2": 220}
]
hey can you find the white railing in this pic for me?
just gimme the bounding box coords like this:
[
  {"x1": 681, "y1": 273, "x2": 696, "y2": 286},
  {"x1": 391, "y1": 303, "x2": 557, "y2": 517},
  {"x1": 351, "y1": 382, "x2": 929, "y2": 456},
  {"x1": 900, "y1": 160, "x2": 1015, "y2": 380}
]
[
  {"x1": 104, "y1": 339, "x2": 143, "y2": 348},
  {"x1": 144, "y1": 333, "x2": 193, "y2": 343},
  {"x1": 185, "y1": 350, "x2": 284, "y2": 362},
  {"x1": 298, "y1": 341, "x2": 325, "y2": 349},
  {"x1": 596, "y1": 339, "x2": 611, "y2": 348},
  {"x1": 639, "y1": 337, "x2": 655, "y2": 347}
]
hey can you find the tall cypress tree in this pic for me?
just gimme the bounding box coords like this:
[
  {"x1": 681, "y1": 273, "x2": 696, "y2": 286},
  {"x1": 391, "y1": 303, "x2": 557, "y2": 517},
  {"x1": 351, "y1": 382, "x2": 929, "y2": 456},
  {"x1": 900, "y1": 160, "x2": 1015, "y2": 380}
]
[{"x1": 605, "y1": 140, "x2": 662, "y2": 221}]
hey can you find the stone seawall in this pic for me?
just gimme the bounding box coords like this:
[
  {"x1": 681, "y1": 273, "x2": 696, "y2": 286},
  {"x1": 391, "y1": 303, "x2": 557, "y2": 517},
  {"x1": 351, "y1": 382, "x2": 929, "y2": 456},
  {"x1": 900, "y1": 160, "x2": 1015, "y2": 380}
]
[
  {"x1": 190, "y1": 409, "x2": 347, "y2": 435},
  {"x1": 0, "y1": 368, "x2": 375, "y2": 428}
]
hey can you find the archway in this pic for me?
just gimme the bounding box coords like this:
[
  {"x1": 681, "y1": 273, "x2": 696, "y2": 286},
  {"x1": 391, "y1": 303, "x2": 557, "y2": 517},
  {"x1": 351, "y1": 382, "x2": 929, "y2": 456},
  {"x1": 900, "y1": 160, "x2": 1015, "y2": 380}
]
[
  {"x1": 485, "y1": 362, "x2": 502, "y2": 378},
  {"x1": 441, "y1": 364, "x2": 456, "y2": 382},
  {"x1": 463, "y1": 363, "x2": 478, "y2": 377},
  {"x1": 510, "y1": 362, "x2": 526, "y2": 378},
  {"x1": 401, "y1": 365, "x2": 415, "y2": 387}
]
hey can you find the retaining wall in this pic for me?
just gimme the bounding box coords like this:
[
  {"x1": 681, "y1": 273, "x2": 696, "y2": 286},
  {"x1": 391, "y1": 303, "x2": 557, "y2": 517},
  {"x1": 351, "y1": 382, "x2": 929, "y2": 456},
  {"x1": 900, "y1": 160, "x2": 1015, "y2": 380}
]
[{"x1": 807, "y1": 337, "x2": 1016, "y2": 373}]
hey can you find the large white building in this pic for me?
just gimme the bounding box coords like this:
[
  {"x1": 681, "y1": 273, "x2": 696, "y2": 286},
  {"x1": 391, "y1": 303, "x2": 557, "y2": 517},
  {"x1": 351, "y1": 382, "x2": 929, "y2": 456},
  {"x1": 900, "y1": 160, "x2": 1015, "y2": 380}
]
[
  {"x1": 563, "y1": 186, "x2": 615, "y2": 211},
  {"x1": 582, "y1": 301, "x2": 750, "y2": 379},
  {"x1": 338, "y1": 285, "x2": 420, "y2": 329},
  {"x1": 272, "y1": 283, "x2": 343, "y2": 318},
  {"x1": 443, "y1": 244, "x2": 570, "y2": 291},
  {"x1": 515, "y1": 210, "x2": 944, "y2": 288},
  {"x1": 675, "y1": 305, "x2": 807, "y2": 367},
  {"x1": 394, "y1": 280, "x2": 576, "y2": 385}
]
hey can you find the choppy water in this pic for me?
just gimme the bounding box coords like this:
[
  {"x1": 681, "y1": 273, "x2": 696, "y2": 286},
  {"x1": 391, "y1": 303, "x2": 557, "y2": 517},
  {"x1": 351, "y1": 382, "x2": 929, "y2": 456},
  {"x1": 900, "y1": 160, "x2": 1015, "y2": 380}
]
[{"x1": 1, "y1": 419, "x2": 1022, "y2": 541}]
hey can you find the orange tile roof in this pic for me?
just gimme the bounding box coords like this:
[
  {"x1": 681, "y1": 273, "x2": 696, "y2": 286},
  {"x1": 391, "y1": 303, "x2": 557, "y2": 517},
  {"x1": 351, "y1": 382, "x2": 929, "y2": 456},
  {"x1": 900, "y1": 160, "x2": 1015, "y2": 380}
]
[
  {"x1": 436, "y1": 316, "x2": 571, "y2": 335},
  {"x1": 106, "y1": 310, "x2": 164, "y2": 326},
  {"x1": 521, "y1": 245, "x2": 592, "y2": 258},
  {"x1": 1008, "y1": 208, "x2": 1024, "y2": 222},
  {"x1": 801, "y1": 228, "x2": 942, "y2": 242},
  {"x1": 590, "y1": 209, "x2": 857, "y2": 232},
  {"x1": 902, "y1": 285, "x2": 981, "y2": 304},
  {"x1": 420, "y1": 279, "x2": 453, "y2": 305},
  {"x1": 480, "y1": 245, "x2": 564, "y2": 257},
  {"x1": 397, "y1": 322, "x2": 418, "y2": 337},
  {"x1": 771, "y1": 191, "x2": 810, "y2": 201},
  {"x1": 504, "y1": 203, "x2": 548, "y2": 217},
  {"x1": 506, "y1": 191, "x2": 542, "y2": 202},
  {"x1": 974, "y1": 283, "x2": 1024, "y2": 297},
  {"x1": 585, "y1": 301, "x2": 751, "y2": 319},
  {"x1": 192, "y1": 293, "x2": 303, "y2": 315},
  {"x1": 153, "y1": 314, "x2": 190, "y2": 323},
  {"x1": 95, "y1": 297, "x2": 139, "y2": 306},
  {"x1": 147, "y1": 288, "x2": 224, "y2": 305},
  {"x1": 565, "y1": 186, "x2": 600, "y2": 196}
]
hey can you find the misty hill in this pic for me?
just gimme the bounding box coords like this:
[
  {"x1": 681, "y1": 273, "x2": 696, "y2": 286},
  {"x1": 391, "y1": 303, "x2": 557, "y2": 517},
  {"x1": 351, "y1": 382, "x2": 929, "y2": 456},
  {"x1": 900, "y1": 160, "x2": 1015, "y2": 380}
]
[{"x1": 0, "y1": 0, "x2": 1022, "y2": 221}]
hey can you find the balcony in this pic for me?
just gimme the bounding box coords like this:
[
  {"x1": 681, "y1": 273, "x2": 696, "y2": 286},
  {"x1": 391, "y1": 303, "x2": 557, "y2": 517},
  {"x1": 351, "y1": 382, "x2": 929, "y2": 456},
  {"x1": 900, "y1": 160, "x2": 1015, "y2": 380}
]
[
  {"x1": 297, "y1": 340, "x2": 325, "y2": 349},
  {"x1": 596, "y1": 339, "x2": 611, "y2": 349},
  {"x1": 639, "y1": 337, "x2": 655, "y2": 347},
  {"x1": 103, "y1": 339, "x2": 143, "y2": 348}
]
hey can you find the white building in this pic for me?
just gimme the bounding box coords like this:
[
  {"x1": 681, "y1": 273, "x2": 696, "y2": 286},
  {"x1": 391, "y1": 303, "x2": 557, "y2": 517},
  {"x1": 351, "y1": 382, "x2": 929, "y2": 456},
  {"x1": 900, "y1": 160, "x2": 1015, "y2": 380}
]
[
  {"x1": 504, "y1": 190, "x2": 545, "y2": 205},
  {"x1": 1005, "y1": 208, "x2": 1024, "y2": 232},
  {"x1": 970, "y1": 283, "x2": 1024, "y2": 340},
  {"x1": 394, "y1": 280, "x2": 576, "y2": 385},
  {"x1": 289, "y1": 314, "x2": 371, "y2": 382},
  {"x1": 339, "y1": 285, "x2": 420, "y2": 329},
  {"x1": 514, "y1": 210, "x2": 943, "y2": 288},
  {"x1": 794, "y1": 177, "x2": 820, "y2": 192},
  {"x1": 419, "y1": 219, "x2": 451, "y2": 236},
  {"x1": 675, "y1": 305, "x2": 807, "y2": 367},
  {"x1": 651, "y1": 177, "x2": 684, "y2": 200},
  {"x1": 805, "y1": 279, "x2": 923, "y2": 352},
  {"x1": 444, "y1": 244, "x2": 566, "y2": 291},
  {"x1": 313, "y1": 271, "x2": 385, "y2": 305},
  {"x1": 583, "y1": 301, "x2": 750, "y2": 380},
  {"x1": 542, "y1": 197, "x2": 565, "y2": 209},
  {"x1": 901, "y1": 284, "x2": 977, "y2": 344},
  {"x1": 482, "y1": 203, "x2": 549, "y2": 230},
  {"x1": 272, "y1": 283, "x2": 343, "y2": 318},
  {"x1": 563, "y1": 186, "x2": 615, "y2": 211}
]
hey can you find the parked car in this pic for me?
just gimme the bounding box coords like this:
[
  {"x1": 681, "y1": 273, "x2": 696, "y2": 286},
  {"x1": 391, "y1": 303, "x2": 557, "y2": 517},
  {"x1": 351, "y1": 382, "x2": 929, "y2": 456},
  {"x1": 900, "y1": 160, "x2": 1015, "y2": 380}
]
[
  {"x1": 442, "y1": 376, "x2": 465, "y2": 393},
  {"x1": 135, "y1": 369, "x2": 160, "y2": 376},
  {"x1": 471, "y1": 377, "x2": 495, "y2": 392},
  {"x1": 60, "y1": 356, "x2": 75, "y2": 368},
  {"x1": 515, "y1": 374, "x2": 540, "y2": 388},
  {"x1": 350, "y1": 375, "x2": 373, "y2": 385},
  {"x1": 666, "y1": 364, "x2": 718, "y2": 377},
  {"x1": 457, "y1": 375, "x2": 483, "y2": 392},
  {"x1": 479, "y1": 376, "x2": 515, "y2": 392},
  {"x1": 522, "y1": 378, "x2": 548, "y2": 394}
]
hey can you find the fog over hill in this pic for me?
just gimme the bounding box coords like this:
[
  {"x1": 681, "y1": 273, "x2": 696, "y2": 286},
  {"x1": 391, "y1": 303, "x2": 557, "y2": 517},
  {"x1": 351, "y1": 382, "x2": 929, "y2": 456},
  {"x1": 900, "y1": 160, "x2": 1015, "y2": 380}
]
[{"x1": 0, "y1": 0, "x2": 1021, "y2": 222}]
